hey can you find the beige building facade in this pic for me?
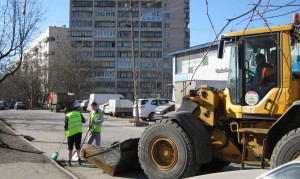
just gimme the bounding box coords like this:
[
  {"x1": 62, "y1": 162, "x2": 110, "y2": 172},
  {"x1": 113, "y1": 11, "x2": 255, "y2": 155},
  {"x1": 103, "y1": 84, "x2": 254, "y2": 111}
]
[
  {"x1": 70, "y1": 0, "x2": 190, "y2": 99},
  {"x1": 24, "y1": 26, "x2": 70, "y2": 82}
]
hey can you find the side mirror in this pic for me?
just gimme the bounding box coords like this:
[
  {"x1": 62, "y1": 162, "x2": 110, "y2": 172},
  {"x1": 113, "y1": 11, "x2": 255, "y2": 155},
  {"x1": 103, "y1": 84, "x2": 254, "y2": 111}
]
[{"x1": 217, "y1": 38, "x2": 225, "y2": 59}]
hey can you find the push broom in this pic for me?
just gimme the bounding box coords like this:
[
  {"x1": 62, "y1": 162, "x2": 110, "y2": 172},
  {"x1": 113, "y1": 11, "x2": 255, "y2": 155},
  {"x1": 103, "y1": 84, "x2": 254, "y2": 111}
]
[{"x1": 51, "y1": 135, "x2": 66, "y2": 161}]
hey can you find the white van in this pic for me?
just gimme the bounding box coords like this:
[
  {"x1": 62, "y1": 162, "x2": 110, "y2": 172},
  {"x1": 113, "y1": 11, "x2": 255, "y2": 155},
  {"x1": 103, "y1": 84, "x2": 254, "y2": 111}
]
[{"x1": 87, "y1": 94, "x2": 125, "y2": 111}]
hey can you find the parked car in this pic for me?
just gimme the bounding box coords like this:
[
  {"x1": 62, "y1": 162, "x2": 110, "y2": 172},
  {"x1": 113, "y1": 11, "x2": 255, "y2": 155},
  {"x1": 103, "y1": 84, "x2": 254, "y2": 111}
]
[
  {"x1": 0, "y1": 100, "x2": 8, "y2": 108},
  {"x1": 99, "y1": 102, "x2": 109, "y2": 114},
  {"x1": 0, "y1": 102, "x2": 5, "y2": 110},
  {"x1": 153, "y1": 102, "x2": 175, "y2": 120},
  {"x1": 74, "y1": 100, "x2": 83, "y2": 110},
  {"x1": 14, "y1": 102, "x2": 26, "y2": 110},
  {"x1": 133, "y1": 98, "x2": 172, "y2": 121},
  {"x1": 256, "y1": 159, "x2": 300, "y2": 179},
  {"x1": 9, "y1": 101, "x2": 16, "y2": 109},
  {"x1": 80, "y1": 100, "x2": 89, "y2": 111}
]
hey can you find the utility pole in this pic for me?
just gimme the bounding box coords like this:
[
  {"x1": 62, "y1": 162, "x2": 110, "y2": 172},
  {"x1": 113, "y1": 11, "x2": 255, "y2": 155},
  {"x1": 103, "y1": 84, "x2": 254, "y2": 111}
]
[{"x1": 129, "y1": 0, "x2": 140, "y2": 124}]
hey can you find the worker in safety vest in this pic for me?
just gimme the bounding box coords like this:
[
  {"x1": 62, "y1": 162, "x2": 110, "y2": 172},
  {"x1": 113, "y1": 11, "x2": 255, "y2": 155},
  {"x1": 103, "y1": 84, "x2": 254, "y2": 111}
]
[
  {"x1": 64, "y1": 107, "x2": 86, "y2": 166},
  {"x1": 87, "y1": 102, "x2": 104, "y2": 146}
]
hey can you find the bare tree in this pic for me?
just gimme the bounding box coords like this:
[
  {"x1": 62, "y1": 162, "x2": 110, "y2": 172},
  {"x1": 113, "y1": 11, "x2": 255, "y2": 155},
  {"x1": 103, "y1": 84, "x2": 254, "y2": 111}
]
[
  {"x1": 0, "y1": 0, "x2": 45, "y2": 84},
  {"x1": 49, "y1": 43, "x2": 94, "y2": 99}
]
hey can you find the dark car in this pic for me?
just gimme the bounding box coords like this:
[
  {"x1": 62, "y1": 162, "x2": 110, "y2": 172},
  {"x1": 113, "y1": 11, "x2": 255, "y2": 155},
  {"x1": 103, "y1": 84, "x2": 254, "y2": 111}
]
[
  {"x1": 9, "y1": 101, "x2": 16, "y2": 109},
  {"x1": 0, "y1": 101, "x2": 8, "y2": 108},
  {"x1": 0, "y1": 102, "x2": 5, "y2": 110},
  {"x1": 153, "y1": 102, "x2": 175, "y2": 120},
  {"x1": 14, "y1": 102, "x2": 26, "y2": 110}
]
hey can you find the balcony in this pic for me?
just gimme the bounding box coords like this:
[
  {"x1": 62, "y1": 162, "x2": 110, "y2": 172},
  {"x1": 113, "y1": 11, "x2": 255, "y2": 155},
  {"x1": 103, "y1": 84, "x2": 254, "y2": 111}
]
[{"x1": 43, "y1": 36, "x2": 55, "y2": 43}]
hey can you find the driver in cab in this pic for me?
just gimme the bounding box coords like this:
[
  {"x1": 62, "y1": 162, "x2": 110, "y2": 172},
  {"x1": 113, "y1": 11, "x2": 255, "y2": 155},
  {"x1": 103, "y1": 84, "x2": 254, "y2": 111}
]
[
  {"x1": 253, "y1": 53, "x2": 275, "y2": 86},
  {"x1": 252, "y1": 53, "x2": 275, "y2": 98}
]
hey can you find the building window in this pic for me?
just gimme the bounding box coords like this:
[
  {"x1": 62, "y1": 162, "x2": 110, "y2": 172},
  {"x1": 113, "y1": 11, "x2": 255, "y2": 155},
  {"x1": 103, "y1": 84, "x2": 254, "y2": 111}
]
[
  {"x1": 72, "y1": 11, "x2": 93, "y2": 17},
  {"x1": 151, "y1": 22, "x2": 161, "y2": 28},
  {"x1": 164, "y1": 13, "x2": 170, "y2": 18},
  {"x1": 164, "y1": 43, "x2": 170, "y2": 48},
  {"x1": 164, "y1": 23, "x2": 170, "y2": 28},
  {"x1": 140, "y1": 52, "x2": 161, "y2": 58},
  {"x1": 118, "y1": 31, "x2": 139, "y2": 38},
  {"x1": 71, "y1": 20, "x2": 92, "y2": 27},
  {"x1": 94, "y1": 1, "x2": 116, "y2": 7},
  {"x1": 95, "y1": 71, "x2": 115, "y2": 78},
  {"x1": 140, "y1": 42, "x2": 161, "y2": 48},
  {"x1": 95, "y1": 81, "x2": 115, "y2": 87},
  {"x1": 71, "y1": 31, "x2": 93, "y2": 37},
  {"x1": 117, "y1": 61, "x2": 133, "y2": 68},
  {"x1": 72, "y1": 1, "x2": 93, "y2": 7},
  {"x1": 94, "y1": 41, "x2": 115, "y2": 48},
  {"x1": 94, "y1": 30, "x2": 116, "y2": 37},
  {"x1": 141, "y1": 2, "x2": 162, "y2": 8},
  {"x1": 118, "y1": 11, "x2": 139, "y2": 18},
  {"x1": 141, "y1": 11, "x2": 161, "y2": 21},
  {"x1": 95, "y1": 11, "x2": 115, "y2": 17},
  {"x1": 117, "y1": 71, "x2": 133, "y2": 78},
  {"x1": 164, "y1": 3, "x2": 170, "y2": 9},
  {"x1": 94, "y1": 51, "x2": 115, "y2": 57},
  {"x1": 202, "y1": 57, "x2": 209, "y2": 66},
  {"x1": 164, "y1": 33, "x2": 170, "y2": 38},
  {"x1": 94, "y1": 61, "x2": 115, "y2": 68},
  {"x1": 141, "y1": 31, "x2": 162, "y2": 38},
  {"x1": 81, "y1": 51, "x2": 92, "y2": 57},
  {"x1": 95, "y1": 21, "x2": 115, "y2": 28},
  {"x1": 117, "y1": 82, "x2": 133, "y2": 88}
]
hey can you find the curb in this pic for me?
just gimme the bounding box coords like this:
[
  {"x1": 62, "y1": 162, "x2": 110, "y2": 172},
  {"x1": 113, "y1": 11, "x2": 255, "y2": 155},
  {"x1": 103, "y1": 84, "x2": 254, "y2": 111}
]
[{"x1": 0, "y1": 121, "x2": 79, "y2": 179}]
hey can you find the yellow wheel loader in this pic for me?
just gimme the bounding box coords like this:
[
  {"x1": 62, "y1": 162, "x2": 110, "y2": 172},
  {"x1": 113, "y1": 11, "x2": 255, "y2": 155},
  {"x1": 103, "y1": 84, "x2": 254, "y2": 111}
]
[
  {"x1": 81, "y1": 15, "x2": 300, "y2": 179},
  {"x1": 137, "y1": 17, "x2": 300, "y2": 178}
]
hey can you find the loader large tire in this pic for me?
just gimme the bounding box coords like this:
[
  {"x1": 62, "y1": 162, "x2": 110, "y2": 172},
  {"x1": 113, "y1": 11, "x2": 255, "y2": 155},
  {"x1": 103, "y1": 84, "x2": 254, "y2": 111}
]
[
  {"x1": 271, "y1": 127, "x2": 300, "y2": 169},
  {"x1": 138, "y1": 119, "x2": 200, "y2": 179}
]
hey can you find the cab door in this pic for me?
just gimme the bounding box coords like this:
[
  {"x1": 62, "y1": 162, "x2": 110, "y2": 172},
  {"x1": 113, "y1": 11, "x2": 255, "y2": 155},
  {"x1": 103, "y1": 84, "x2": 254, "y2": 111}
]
[{"x1": 240, "y1": 34, "x2": 280, "y2": 118}]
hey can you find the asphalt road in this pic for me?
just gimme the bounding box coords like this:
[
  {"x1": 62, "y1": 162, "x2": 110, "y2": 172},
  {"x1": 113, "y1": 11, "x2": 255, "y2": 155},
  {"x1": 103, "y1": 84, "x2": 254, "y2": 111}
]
[{"x1": 0, "y1": 109, "x2": 269, "y2": 178}]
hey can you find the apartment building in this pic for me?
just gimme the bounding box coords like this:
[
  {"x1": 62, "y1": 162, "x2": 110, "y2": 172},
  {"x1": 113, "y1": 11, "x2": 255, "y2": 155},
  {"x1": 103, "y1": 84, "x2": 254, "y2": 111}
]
[
  {"x1": 70, "y1": 0, "x2": 190, "y2": 99},
  {"x1": 24, "y1": 26, "x2": 70, "y2": 85}
]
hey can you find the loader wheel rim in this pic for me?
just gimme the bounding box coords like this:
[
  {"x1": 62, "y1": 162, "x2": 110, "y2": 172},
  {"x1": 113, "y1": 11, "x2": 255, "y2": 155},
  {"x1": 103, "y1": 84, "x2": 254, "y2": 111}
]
[
  {"x1": 292, "y1": 151, "x2": 300, "y2": 159},
  {"x1": 150, "y1": 136, "x2": 178, "y2": 171}
]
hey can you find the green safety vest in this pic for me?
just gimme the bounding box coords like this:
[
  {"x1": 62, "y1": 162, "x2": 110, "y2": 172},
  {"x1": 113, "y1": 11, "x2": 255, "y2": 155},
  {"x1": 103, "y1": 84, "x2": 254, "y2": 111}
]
[
  {"x1": 65, "y1": 111, "x2": 82, "y2": 137},
  {"x1": 90, "y1": 110, "x2": 103, "y2": 132}
]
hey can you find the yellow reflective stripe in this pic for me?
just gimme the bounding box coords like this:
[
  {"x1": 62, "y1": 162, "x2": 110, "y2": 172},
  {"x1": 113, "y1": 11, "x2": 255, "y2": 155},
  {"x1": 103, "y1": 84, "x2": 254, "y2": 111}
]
[
  {"x1": 67, "y1": 124, "x2": 82, "y2": 130},
  {"x1": 68, "y1": 119, "x2": 81, "y2": 125}
]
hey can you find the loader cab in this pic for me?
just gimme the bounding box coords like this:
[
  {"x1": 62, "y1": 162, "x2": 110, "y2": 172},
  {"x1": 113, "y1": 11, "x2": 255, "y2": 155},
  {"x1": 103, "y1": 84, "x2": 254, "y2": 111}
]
[
  {"x1": 219, "y1": 25, "x2": 300, "y2": 119},
  {"x1": 227, "y1": 34, "x2": 279, "y2": 105}
]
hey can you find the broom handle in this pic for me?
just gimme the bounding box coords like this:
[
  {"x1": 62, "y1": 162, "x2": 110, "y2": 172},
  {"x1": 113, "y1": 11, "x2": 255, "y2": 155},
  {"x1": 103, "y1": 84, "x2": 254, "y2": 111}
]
[
  {"x1": 57, "y1": 136, "x2": 66, "y2": 152},
  {"x1": 72, "y1": 128, "x2": 90, "y2": 157}
]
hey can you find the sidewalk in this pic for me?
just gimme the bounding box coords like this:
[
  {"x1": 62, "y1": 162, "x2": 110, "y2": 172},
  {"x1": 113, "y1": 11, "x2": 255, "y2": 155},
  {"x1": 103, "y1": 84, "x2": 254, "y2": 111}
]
[{"x1": 0, "y1": 120, "x2": 73, "y2": 179}]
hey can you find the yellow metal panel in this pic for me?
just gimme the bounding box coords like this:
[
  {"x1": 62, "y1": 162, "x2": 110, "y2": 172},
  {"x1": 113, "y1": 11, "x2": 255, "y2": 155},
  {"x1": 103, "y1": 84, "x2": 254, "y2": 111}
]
[
  {"x1": 197, "y1": 86, "x2": 220, "y2": 126},
  {"x1": 223, "y1": 88, "x2": 243, "y2": 118},
  {"x1": 224, "y1": 24, "x2": 293, "y2": 38}
]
